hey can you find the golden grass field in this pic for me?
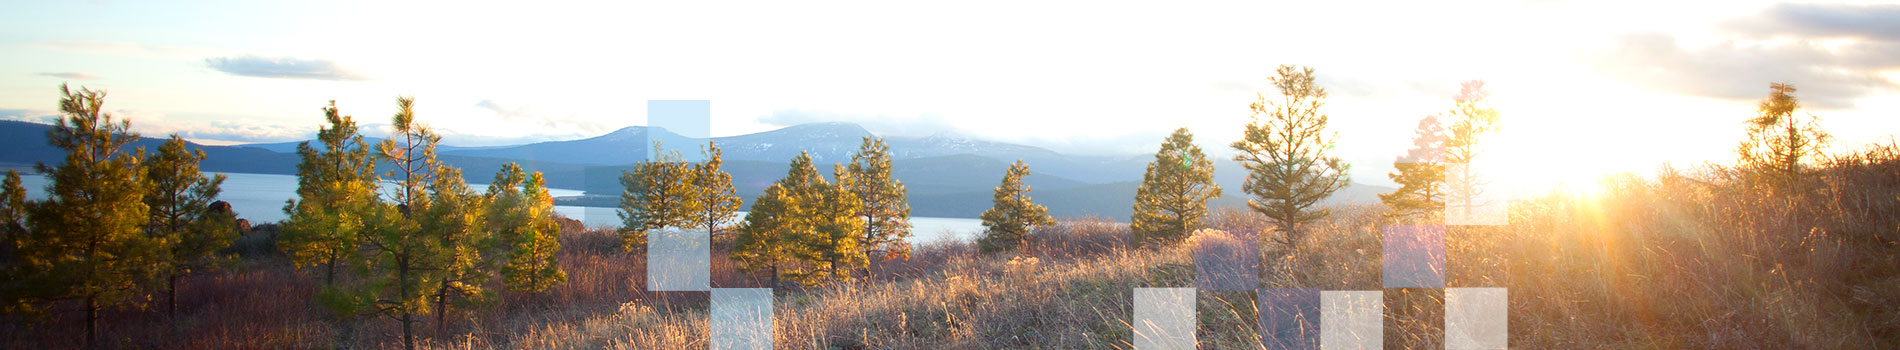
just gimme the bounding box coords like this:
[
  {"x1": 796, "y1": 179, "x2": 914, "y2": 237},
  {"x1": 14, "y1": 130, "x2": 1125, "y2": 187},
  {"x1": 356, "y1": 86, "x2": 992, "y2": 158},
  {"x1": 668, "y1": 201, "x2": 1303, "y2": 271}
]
[{"x1": 2, "y1": 145, "x2": 1896, "y2": 349}]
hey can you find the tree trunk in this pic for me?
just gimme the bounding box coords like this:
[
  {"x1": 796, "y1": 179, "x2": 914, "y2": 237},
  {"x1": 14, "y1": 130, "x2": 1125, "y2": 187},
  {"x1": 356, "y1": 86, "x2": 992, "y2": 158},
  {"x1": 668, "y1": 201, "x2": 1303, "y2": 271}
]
[
  {"x1": 324, "y1": 249, "x2": 338, "y2": 285},
  {"x1": 168, "y1": 272, "x2": 180, "y2": 320},
  {"x1": 400, "y1": 257, "x2": 415, "y2": 350},
  {"x1": 435, "y1": 281, "x2": 448, "y2": 339},
  {"x1": 84, "y1": 295, "x2": 97, "y2": 350}
]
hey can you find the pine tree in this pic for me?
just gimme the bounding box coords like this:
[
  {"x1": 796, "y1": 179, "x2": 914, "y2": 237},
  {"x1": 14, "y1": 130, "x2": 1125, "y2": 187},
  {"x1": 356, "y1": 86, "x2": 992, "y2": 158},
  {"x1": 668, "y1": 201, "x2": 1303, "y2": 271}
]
[
  {"x1": 618, "y1": 142, "x2": 700, "y2": 251},
  {"x1": 361, "y1": 96, "x2": 484, "y2": 350},
  {"x1": 1443, "y1": 81, "x2": 1501, "y2": 222},
  {"x1": 732, "y1": 180, "x2": 801, "y2": 289},
  {"x1": 811, "y1": 164, "x2": 865, "y2": 281},
  {"x1": 281, "y1": 101, "x2": 379, "y2": 286},
  {"x1": 691, "y1": 141, "x2": 742, "y2": 237},
  {"x1": 1131, "y1": 128, "x2": 1221, "y2": 248},
  {"x1": 1737, "y1": 83, "x2": 1831, "y2": 194},
  {"x1": 0, "y1": 172, "x2": 26, "y2": 315},
  {"x1": 733, "y1": 152, "x2": 825, "y2": 287},
  {"x1": 489, "y1": 163, "x2": 565, "y2": 293},
  {"x1": 1230, "y1": 65, "x2": 1351, "y2": 248},
  {"x1": 420, "y1": 164, "x2": 490, "y2": 340},
  {"x1": 12, "y1": 84, "x2": 164, "y2": 348},
  {"x1": 978, "y1": 160, "x2": 1054, "y2": 254},
  {"x1": 844, "y1": 136, "x2": 913, "y2": 263},
  {"x1": 0, "y1": 171, "x2": 24, "y2": 265},
  {"x1": 1380, "y1": 115, "x2": 1446, "y2": 221},
  {"x1": 143, "y1": 135, "x2": 237, "y2": 320}
]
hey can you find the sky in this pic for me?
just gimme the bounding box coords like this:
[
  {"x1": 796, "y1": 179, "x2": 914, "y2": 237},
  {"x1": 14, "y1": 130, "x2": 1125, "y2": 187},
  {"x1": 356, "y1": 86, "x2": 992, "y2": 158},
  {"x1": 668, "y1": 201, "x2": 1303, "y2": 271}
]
[{"x1": 2, "y1": 0, "x2": 1897, "y2": 191}]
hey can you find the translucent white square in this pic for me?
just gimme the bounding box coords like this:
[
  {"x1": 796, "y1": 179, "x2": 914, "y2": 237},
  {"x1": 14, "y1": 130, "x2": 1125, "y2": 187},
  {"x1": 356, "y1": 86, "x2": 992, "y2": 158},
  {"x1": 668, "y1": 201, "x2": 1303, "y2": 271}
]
[
  {"x1": 1445, "y1": 162, "x2": 1507, "y2": 226},
  {"x1": 1320, "y1": 290, "x2": 1382, "y2": 350},
  {"x1": 1446, "y1": 288, "x2": 1507, "y2": 349},
  {"x1": 647, "y1": 228, "x2": 710, "y2": 291},
  {"x1": 1133, "y1": 287, "x2": 1196, "y2": 350},
  {"x1": 711, "y1": 288, "x2": 774, "y2": 350}
]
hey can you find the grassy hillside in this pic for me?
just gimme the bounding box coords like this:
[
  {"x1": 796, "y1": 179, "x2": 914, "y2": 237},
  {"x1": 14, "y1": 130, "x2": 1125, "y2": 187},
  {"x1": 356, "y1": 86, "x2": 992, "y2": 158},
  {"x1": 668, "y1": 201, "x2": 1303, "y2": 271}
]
[{"x1": 3, "y1": 145, "x2": 1895, "y2": 349}]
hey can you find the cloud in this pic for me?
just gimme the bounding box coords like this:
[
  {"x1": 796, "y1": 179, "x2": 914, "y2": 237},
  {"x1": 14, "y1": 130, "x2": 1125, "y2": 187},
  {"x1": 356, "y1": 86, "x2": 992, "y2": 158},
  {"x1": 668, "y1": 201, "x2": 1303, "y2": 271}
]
[
  {"x1": 471, "y1": 99, "x2": 613, "y2": 137},
  {"x1": 1732, "y1": 3, "x2": 1900, "y2": 41},
  {"x1": 1592, "y1": 5, "x2": 1900, "y2": 109},
  {"x1": 0, "y1": 109, "x2": 60, "y2": 124},
  {"x1": 36, "y1": 72, "x2": 100, "y2": 80},
  {"x1": 758, "y1": 109, "x2": 961, "y2": 137},
  {"x1": 204, "y1": 55, "x2": 369, "y2": 81}
]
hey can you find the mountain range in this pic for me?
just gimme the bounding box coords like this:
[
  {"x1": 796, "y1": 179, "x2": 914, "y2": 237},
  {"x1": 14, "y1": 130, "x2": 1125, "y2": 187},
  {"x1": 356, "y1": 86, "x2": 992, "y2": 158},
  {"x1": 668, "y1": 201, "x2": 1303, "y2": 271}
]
[{"x1": 0, "y1": 120, "x2": 1391, "y2": 219}]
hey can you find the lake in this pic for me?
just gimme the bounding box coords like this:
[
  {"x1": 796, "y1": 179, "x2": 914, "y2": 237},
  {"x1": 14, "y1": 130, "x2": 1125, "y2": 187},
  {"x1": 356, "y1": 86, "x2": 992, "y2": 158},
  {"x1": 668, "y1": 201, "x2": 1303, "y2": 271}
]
[{"x1": 12, "y1": 172, "x2": 984, "y2": 243}]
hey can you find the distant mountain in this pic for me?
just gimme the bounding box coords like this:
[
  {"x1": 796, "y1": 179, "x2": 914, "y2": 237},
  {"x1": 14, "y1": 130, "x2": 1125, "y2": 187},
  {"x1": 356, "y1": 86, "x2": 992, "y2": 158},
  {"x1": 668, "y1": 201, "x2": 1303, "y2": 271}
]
[
  {"x1": 3, "y1": 120, "x2": 1392, "y2": 219},
  {"x1": 237, "y1": 138, "x2": 506, "y2": 154}
]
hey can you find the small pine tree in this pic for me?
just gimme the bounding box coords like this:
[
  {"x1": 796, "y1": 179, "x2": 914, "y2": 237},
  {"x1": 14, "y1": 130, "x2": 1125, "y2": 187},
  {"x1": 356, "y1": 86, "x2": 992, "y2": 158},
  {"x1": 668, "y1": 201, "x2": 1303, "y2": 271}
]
[
  {"x1": 420, "y1": 164, "x2": 491, "y2": 339},
  {"x1": 1230, "y1": 65, "x2": 1350, "y2": 248},
  {"x1": 13, "y1": 84, "x2": 165, "y2": 348},
  {"x1": 691, "y1": 141, "x2": 742, "y2": 237},
  {"x1": 845, "y1": 136, "x2": 913, "y2": 263},
  {"x1": 978, "y1": 160, "x2": 1054, "y2": 254},
  {"x1": 143, "y1": 135, "x2": 237, "y2": 320},
  {"x1": 281, "y1": 101, "x2": 379, "y2": 286},
  {"x1": 617, "y1": 142, "x2": 700, "y2": 251},
  {"x1": 1380, "y1": 115, "x2": 1446, "y2": 221},
  {"x1": 488, "y1": 163, "x2": 565, "y2": 293},
  {"x1": 1737, "y1": 82, "x2": 1831, "y2": 195},
  {"x1": 1131, "y1": 128, "x2": 1221, "y2": 248}
]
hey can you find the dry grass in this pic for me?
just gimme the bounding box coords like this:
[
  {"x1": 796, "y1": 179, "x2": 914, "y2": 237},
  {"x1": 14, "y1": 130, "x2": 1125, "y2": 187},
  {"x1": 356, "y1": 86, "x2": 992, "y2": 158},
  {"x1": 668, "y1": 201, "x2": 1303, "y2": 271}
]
[{"x1": 4, "y1": 146, "x2": 1898, "y2": 349}]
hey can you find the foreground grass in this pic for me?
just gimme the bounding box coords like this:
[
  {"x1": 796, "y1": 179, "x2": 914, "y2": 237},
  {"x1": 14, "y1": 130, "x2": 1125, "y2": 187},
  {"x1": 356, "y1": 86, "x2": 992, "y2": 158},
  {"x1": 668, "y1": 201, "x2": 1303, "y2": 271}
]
[{"x1": 3, "y1": 146, "x2": 1897, "y2": 349}]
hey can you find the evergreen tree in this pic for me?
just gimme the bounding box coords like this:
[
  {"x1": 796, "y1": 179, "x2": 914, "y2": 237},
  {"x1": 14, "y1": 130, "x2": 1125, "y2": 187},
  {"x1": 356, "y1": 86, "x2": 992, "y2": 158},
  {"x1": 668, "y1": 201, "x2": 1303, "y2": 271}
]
[
  {"x1": 811, "y1": 164, "x2": 866, "y2": 281},
  {"x1": 1131, "y1": 128, "x2": 1221, "y2": 248},
  {"x1": 488, "y1": 163, "x2": 565, "y2": 293},
  {"x1": 421, "y1": 164, "x2": 490, "y2": 339},
  {"x1": 143, "y1": 135, "x2": 237, "y2": 320},
  {"x1": 1443, "y1": 81, "x2": 1501, "y2": 222},
  {"x1": 844, "y1": 136, "x2": 913, "y2": 263},
  {"x1": 978, "y1": 160, "x2": 1054, "y2": 254},
  {"x1": 1380, "y1": 115, "x2": 1447, "y2": 221},
  {"x1": 0, "y1": 171, "x2": 24, "y2": 265},
  {"x1": 281, "y1": 101, "x2": 379, "y2": 286},
  {"x1": 1737, "y1": 82, "x2": 1831, "y2": 194},
  {"x1": 731, "y1": 180, "x2": 802, "y2": 288},
  {"x1": 691, "y1": 141, "x2": 742, "y2": 237},
  {"x1": 360, "y1": 96, "x2": 484, "y2": 350},
  {"x1": 11, "y1": 84, "x2": 164, "y2": 348},
  {"x1": 617, "y1": 142, "x2": 700, "y2": 251},
  {"x1": 733, "y1": 152, "x2": 824, "y2": 287},
  {"x1": 1230, "y1": 65, "x2": 1351, "y2": 248},
  {"x1": 731, "y1": 152, "x2": 861, "y2": 286}
]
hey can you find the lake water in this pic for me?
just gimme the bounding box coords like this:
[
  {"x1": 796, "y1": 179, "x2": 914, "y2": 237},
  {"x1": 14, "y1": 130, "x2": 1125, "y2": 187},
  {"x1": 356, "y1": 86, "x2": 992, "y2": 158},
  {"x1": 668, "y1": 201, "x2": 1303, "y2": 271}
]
[{"x1": 12, "y1": 172, "x2": 982, "y2": 243}]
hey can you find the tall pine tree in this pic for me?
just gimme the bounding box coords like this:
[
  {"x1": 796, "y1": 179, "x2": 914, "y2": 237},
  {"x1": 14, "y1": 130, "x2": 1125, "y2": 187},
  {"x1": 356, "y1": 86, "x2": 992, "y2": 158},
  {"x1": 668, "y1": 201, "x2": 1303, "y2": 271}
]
[
  {"x1": 978, "y1": 160, "x2": 1054, "y2": 254},
  {"x1": 1131, "y1": 128, "x2": 1221, "y2": 248},
  {"x1": 1442, "y1": 81, "x2": 1501, "y2": 222},
  {"x1": 618, "y1": 142, "x2": 700, "y2": 251},
  {"x1": 13, "y1": 84, "x2": 164, "y2": 348},
  {"x1": 281, "y1": 101, "x2": 379, "y2": 286},
  {"x1": 1230, "y1": 65, "x2": 1350, "y2": 248},
  {"x1": 691, "y1": 141, "x2": 742, "y2": 237},
  {"x1": 731, "y1": 152, "x2": 861, "y2": 286},
  {"x1": 143, "y1": 135, "x2": 237, "y2": 320},
  {"x1": 844, "y1": 136, "x2": 913, "y2": 263}
]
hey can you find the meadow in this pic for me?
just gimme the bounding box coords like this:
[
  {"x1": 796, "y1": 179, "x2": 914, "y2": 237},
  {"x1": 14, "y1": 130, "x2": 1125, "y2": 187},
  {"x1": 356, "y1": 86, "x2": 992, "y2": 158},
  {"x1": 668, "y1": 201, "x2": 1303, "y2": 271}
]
[{"x1": 1, "y1": 142, "x2": 1893, "y2": 349}]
